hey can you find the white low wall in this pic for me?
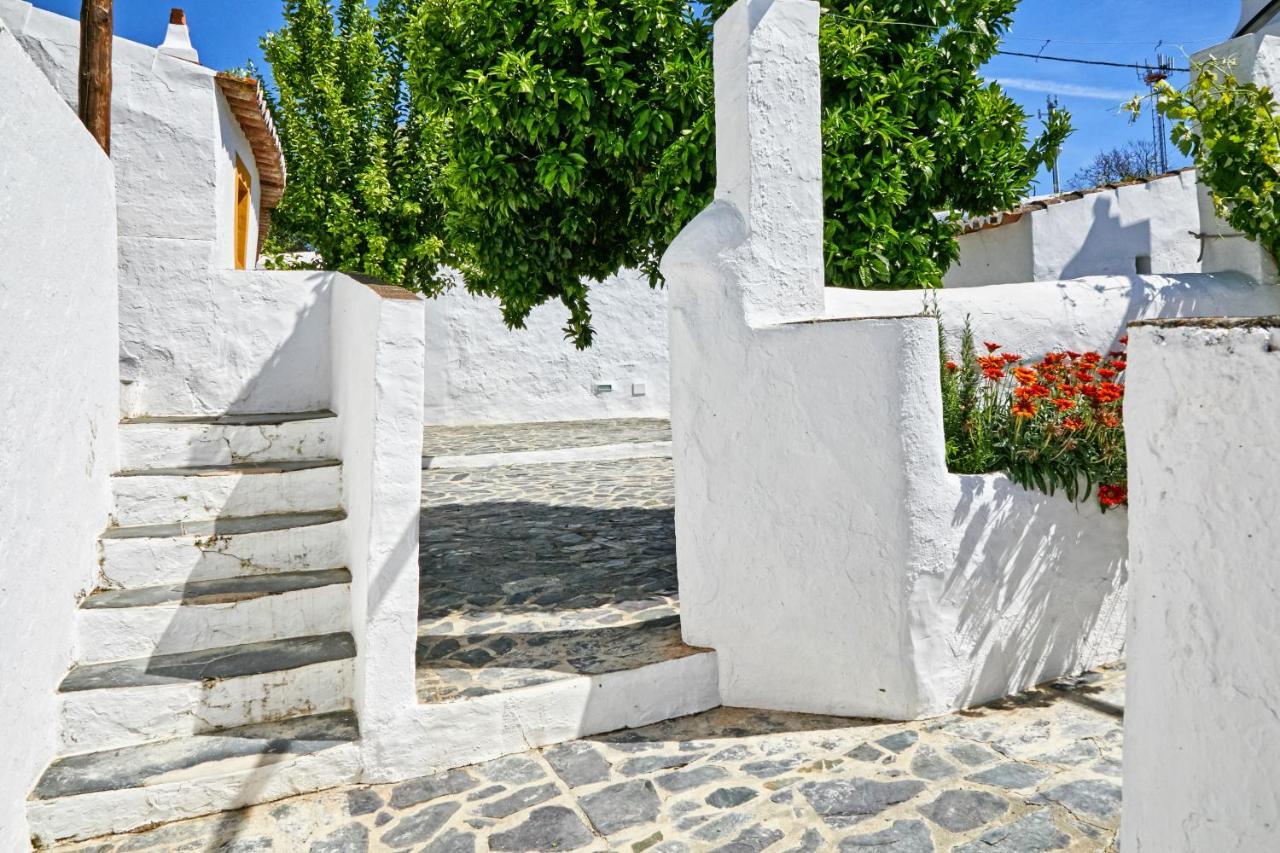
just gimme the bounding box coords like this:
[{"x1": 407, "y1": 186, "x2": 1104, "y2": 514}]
[
  {"x1": 1123, "y1": 317, "x2": 1280, "y2": 852},
  {"x1": 947, "y1": 171, "x2": 1204, "y2": 288},
  {"x1": 424, "y1": 269, "x2": 670, "y2": 424},
  {"x1": 331, "y1": 276, "x2": 426, "y2": 769},
  {"x1": 0, "y1": 23, "x2": 118, "y2": 849}
]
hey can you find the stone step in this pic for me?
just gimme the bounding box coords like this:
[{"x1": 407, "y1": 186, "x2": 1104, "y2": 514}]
[
  {"x1": 57, "y1": 633, "x2": 356, "y2": 756},
  {"x1": 28, "y1": 711, "x2": 361, "y2": 846},
  {"x1": 75, "y1": 568, "x2": 352, "y2": 665},
  {"x1": 119, "y1": 410, "x2": 337, "y2": 469},
  {"x1": 111, "y1": 459, "x2": 342, "y2": 527},
  {"x1": 100, "y1": 510, "x2": 347, "y2": 589}
]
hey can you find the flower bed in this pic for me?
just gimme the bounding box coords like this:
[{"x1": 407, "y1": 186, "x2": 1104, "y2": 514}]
[{"x1": 940, "y1": 319, "x2": 1128, "y2": 510}]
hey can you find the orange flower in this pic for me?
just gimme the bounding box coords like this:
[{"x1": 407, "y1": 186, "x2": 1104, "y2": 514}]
[
  {"x1": 1001, "y1": 353, "x2": 1022, "y2": 364},
  {"x1": 1098, "y1": 368, "x2": 1117, "y2": 380},
  {"x1": 1101, "y1": 413, "x2": 1121, "y2": 428},
  {"x1": 1062, "y1": 416, "x2": 1084, "y2": 431},
  {"x1": 1066, "y1": 351, "x2": 1082, "y2": 360},
  {"x1": 982, "y1": 367, "x2": 1004, "y2": 381},
  {"x1": 985, "y1": 342, "x2": 1002, "y2": 353},
  {"x1": 1074, "y1": 369, "x2": 1095, "y2": 382},
  {"x1": 1111, "y1": 359, "x2": 1127, "y2": 372},
  {"x1": 1011, "y1": 399, "x2": 1037, "y2": 419},
  {"x1": 946, "y1": 361, "x2": 958, "y2": 373},
  {"x1": 1119, "y1": 335, "x2": 1129, "y2": 346},
  {"x1": 1053, "y1": 397, "x2": 1076, "y2": 412},
  {"x1": 1095, "y1": 382, "x2": 1123, "y2": 404},
  {"x1": 1042, "y1": 352, "x2": 1067, "y2": 367},
  {"x1": 1013, "y1": 366, "x2": 1038, "y2": 386}
]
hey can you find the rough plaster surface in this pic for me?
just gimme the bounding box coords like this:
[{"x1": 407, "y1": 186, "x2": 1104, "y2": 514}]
[
  {"x1": 424, "y1": 269, "x2": 670, "y2": 425},
  {"x1": 0, "y1": 1, "x2": 325, "y2": 418},
  {"x1": 662, "y1": 0, "x2": 1131, "y2": 720},
  {"x1": 1123, "y1": 321, "x2": 1280, "y2": 852},
  {"x1": 946, "y1": 172, "x2": 1204, "y2": 287},
  {"x1": 0, "y1": 21, "x2": 118, "y2": 849}
]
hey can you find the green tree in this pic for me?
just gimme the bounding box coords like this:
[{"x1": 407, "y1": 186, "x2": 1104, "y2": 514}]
[
  {"x1": 263, "y1": 0, "x2": 448, "y2": 287},
  {"x1": 407, "y1": 0, "x2": 715, "y2": 347},
  {"x1": 1130, "y1": 59, "x2": 1280, "y2": 262},
  {"x1": 801, "y1": 0, "x2": 1072, "y2": 289}
]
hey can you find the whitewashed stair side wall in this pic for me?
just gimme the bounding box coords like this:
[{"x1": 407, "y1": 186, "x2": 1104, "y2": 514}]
[{"x1": 0, "y1": 20, "x2": 119, "y2": 851}]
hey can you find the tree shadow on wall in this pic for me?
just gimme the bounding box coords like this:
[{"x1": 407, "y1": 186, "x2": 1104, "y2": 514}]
[{"x1": 945, "y1": 475, "x2": 1129, "y2": 711}]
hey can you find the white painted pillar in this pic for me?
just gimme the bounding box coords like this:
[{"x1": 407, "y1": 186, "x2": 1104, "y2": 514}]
[
  {"x1": 1123, "y1": 317, "x2": 1280, "y2": 851},
  {"x1": 711, "y1": 0, "x2": 825, "y2": 324},
  {"x1": 1191, "y1": 33, "x2": 1280, "y2": 282}
]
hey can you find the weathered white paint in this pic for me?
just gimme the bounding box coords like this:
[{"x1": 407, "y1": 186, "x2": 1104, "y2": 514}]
[
  {"x1": 26, "y1": 742, "x2": 361, "y2": 846},
  {"x1": 119, "y1": 416, "x2": 336, "y2": 469},
  {"x1": 1123, "y1": 319, "x2": 1280, "y2": 852},
  {"x1": 661, "y1": 0, "x2": 1280, "y2": 720},
  {"x1": 111, "y1": 463, "x2": 342, "y2": 526},
  {"x1": 1192, "y1": 33, "x2": 1280, "y2": 284},
  {"x1": 0, "y1": 21, "x2": 118, "y2": 850},
  {"x1": 947, "y1": 172, "x2": 1204, "y2": 287},
  {"x1": 75, "y1": 583, "x2": 351, "y2": 665},
  {"x1": 424, "y1": 269, "x2": 670, "y2": 424},
  {"x1": 330, "y1": 277, "x2": 428, "y2": 774},
  {"x1": 158, "y1": 16, "x2": 198, "y2": 63},
  {"x1": 57, "y1": 658, "x2": 353, "y2": 755},
  {"x1": 100, "y1": 517, "x2": 348, "y2": 588}
]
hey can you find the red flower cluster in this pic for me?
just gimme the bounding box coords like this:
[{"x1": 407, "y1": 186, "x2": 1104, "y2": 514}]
[
  {"x1": 1098, "y1": 484, "x2": 1127, "y2": 508},
  {"x1": 959, "y1": 338, "x2": 1129, "y2": 510}
]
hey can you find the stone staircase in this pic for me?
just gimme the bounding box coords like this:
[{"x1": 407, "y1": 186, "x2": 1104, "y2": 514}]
[{"x1": 28, "y1": 412, "x2": 362, "y2": 846}]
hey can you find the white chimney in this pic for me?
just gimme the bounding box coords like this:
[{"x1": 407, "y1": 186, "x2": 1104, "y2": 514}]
[{"x1": 159, "y1": 8, "x2": 199, "y2": 63}]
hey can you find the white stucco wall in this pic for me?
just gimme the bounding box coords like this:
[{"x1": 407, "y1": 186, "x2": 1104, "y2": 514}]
[
  {"x1": 663, "y1": 0, "x2": 1280, "y2": 721},
  {"x1": 943, "y1": 217, "x2": 1033, "y2": 288},
  {"x1": 946, "y1": 172, "x2": 1204, "y2": 288},
  {"x1": 0, "y1": 23, "x2": 118, "y2": 849},
  {"x1": 1123, "y1": 318, "x2": 1280, "y2": 852},
  {"x1": 330, "y1": 277, "x2": 425, "y2": 768},
  {"x1": 424, "y1": 269, "x2": 670, "y2": 424},
  {"x1": 0, "y1": 0, "x2": 290, "y2": 416}
]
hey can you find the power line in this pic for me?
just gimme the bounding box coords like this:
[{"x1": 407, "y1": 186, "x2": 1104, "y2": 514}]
[
  {"x1": 995, "y1": 50, "x2": 1191, "y2": 73},
  {"x1": 824, "y1": 12, "x2": 1205, "y2": 68}
]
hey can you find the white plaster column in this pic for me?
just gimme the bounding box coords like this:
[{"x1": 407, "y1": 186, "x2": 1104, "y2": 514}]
[
  {"x1": 711, "y1": 0, "x2": 824, "y2": 324},
  {"x1": 1123, "y1": 317, "x2": 1280, "y2": 852},
  {"x1": 1191, "y1": 33, "x2": 1280, "y2": 282}
]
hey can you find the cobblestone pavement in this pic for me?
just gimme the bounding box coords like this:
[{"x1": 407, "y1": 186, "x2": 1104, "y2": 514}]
[
  {"x1": 424, "y1": 419, "x2": 672, "y2": 458},
  {"x1": 418, "y1": 458, "x2": 695, "y2": 703},
  {"x1": 54, "y1": 667, "x2": 1124, "y2": 852}
]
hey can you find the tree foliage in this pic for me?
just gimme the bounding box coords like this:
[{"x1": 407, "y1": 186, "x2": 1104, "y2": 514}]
[
  {"x1": 1068, "y1": 140, "x2": 1162, "y2": 190},
  {"x1": 262, "y1": 0, "x2": 448, "y2": 287},
  {"x1": 264, "y1": 0, "x2": 1069, "y2": 347},
  {"x1": 1131, "y1": 59, "x2": 1280, "y2": 262},
  {"x1": 407, "y1": 0, "x2": 714, "y2": 346}
]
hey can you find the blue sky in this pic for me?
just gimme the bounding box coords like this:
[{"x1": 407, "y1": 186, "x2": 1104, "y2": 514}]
[{"x1": 31, "y1": 0, "x2": 1239, "y2": 195}]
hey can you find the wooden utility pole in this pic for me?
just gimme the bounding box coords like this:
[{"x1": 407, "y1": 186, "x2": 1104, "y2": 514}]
[{"x1": 78, "y1": 0, "x2": 112, "y2": 155}]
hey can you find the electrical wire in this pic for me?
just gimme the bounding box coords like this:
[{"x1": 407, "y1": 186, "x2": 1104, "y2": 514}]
[{"x1": 994, "y1": 50, "x2": 1191, "y2": 73}]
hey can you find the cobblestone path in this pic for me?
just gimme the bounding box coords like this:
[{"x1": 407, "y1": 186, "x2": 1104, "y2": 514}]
[
  {"x1": 417, "y1": 456, "x2": 697, "y2": 703},
  {"x1": 54, "y1": 668, "x2": 1123, "y2": 851},
  {"x1": 54, "y1": 422, "x2": 1123, "y2": 851},
  {"x1": 424, "y1": 419, "x2": 671, "y2": 458}
]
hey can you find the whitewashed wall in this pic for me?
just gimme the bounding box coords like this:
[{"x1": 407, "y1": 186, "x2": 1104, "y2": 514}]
[
  {"x1": 663, "y1": 0, "x2": 1280, "y2": 721},
  {"x1": 0, "y1": 23, "x2": 118, "y2": 850},
  {"x1": 1124, "y1": 318, "x2": 1280, "y2": 852},
  {"x1": 0, "y1": 0, "x2": 293, "y2": 417},
  {"x1": 215, "y1": 92, "x2": 263, "y2": 270},
  {"x1": 946, "y1": 172, "x2": 1203, "y2": 288},
  {"x1": 424, "y1": 269, "x2": 670, "y2": 424}
]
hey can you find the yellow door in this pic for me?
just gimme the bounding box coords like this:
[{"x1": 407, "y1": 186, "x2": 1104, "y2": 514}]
[{"x1": 234, "y1": 156, "x2": 252, "y2": 270}]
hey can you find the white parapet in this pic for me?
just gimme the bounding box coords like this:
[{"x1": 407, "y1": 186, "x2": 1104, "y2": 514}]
[{"x1": 1123, "y1": 317, "x2": 1280, "y2": 852}]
